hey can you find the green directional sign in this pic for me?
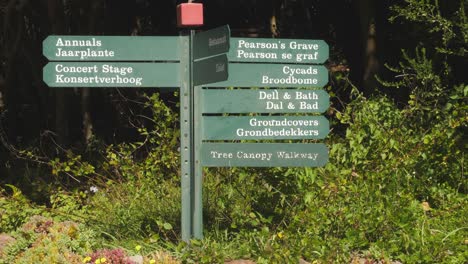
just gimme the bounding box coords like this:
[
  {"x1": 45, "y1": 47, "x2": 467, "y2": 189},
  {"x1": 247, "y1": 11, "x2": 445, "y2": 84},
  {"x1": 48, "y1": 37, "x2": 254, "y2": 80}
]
[
  {"x1": 204, "y1": 63, "x2": 328, "y2": 88},
  {"x1": 43, "y1": 62, "x2": 179, "y2": 87},
  {"x1": 42, "y1": 24, "x2": 332, "y2": 243},
  {"x1": 43, "y1": 36, "x2": 180, "y2": 61},
  {"x1": 193, "y1": 25, "x2": 230, "y2": 60},
  {"x1": 193, "y1": 54, "x2": 228, "y2": 86},
  {"x1": 227, "y1": 37, "x2": 328, "y2": 64},
  {"x1": 202, "y1": 116, "x2": 329, "y2": 140},
  {"x1": 201, "y1": 89, "x2": 329, "y2": 113},
  {"x1": 201, "y1": 143, "x2": 328, "y2": 167}
]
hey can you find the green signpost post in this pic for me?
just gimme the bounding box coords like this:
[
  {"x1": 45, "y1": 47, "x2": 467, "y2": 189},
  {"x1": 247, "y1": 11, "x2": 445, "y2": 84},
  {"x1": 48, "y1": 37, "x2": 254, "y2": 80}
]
[{"x1": 43, "y1": 19, "x2": 330, "y2": 242}]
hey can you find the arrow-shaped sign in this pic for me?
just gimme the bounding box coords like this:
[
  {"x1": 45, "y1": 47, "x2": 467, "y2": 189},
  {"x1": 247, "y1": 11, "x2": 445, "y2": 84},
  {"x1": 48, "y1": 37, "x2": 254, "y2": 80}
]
[{"x1": 43, "y1": 62, "x2": 179, "y2": 87}]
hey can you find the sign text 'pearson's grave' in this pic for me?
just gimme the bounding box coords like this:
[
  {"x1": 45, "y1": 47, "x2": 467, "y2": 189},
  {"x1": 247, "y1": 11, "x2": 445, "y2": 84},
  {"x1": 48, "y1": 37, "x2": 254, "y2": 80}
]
[{"x1": 228, "y1": 38, "x2": 329, "y2": 64}]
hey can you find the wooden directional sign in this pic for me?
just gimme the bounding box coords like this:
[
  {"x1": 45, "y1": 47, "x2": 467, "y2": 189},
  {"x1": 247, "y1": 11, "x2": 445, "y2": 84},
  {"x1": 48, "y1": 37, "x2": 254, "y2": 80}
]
[
  {"x1": 193, "y1": 54, "x2": 228, "y2": 86},
  {"x1": 201, "y1": 89, "x2": 329, "y2": 113},
  {"x1": 43, "y1": 62, "x2": 179, "y2": 87},
  {"x1": 204, "y1": 63, "x2": 328, "y2": 88},
  {"x1": 201, "y1": 143, "x2": 328, "y2": 167},
  {"x1": 193, "y1": 25, "x2": 230, "y2": 60},
  {"x1": 227, "y1": 38, "x2": 328, "y2": 64},
  {"x1": 43, "y1": 36, "x2": 180, "y2": 61},
  {"x1": 202, "y1": 116, "x2": 329, "y2": 140}
]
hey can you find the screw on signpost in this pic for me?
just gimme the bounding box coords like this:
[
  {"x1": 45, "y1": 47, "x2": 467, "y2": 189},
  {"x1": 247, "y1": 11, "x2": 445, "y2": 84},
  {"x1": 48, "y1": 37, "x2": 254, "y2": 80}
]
[{"x1": 177, "y1": 1, "x2": 204, "y2": 242}]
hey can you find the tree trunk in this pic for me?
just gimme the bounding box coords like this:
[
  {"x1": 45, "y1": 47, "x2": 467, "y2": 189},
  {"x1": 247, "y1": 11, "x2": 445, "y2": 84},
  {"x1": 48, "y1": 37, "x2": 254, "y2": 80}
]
[{"x1": 48, "y1": 0, "x2": 70, "y2": 146}]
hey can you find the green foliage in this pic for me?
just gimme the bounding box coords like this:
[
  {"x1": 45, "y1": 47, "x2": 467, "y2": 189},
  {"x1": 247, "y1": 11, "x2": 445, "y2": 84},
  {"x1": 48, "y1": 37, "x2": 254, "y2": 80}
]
[
  {"x1": 101, "y1": 92, "x2": 180, "y2": 182},
  {"x1": 0, "y1": 185, "x2": 47, "y2": 233},
  {"x1": 49, "y1": 189, "x2": 92, "y2": 222},
  {"x1": 304, "y1": 90, "x2": 465, "y2": 262},
  {"x1": 1, "y1": 216, "x2": 98, "y2": 264},
  {"x1": 87, "y1": 177, "x2": 180, "y2": 241},
  {"x1": 390, "y1": 0, "x2": 467, "y2": 56},
  {"x1": 49, "y1": 152, "x2": 95, "y2": 180},
  {"x1": 377, "y1": 0, "x2": 467, "y2": 195},
  {"x1": 84, "y1": 92, "x2": 181, "y2": 241},
  {"x1": 177, "y1": 228, "x2": 299, "y2": 263},
  {"x1": 379, "y1": 47, "x2": 445, "y2": 112},
  {"x1": 384, "y1": 0, "x2": 466, "y2": 113}
]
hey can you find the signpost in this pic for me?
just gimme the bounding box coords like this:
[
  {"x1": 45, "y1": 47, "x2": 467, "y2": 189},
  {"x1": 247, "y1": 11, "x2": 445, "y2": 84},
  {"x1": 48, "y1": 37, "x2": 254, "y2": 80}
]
[{"x1": 42, "y1": 5, "x2": 331, "y2": 242}]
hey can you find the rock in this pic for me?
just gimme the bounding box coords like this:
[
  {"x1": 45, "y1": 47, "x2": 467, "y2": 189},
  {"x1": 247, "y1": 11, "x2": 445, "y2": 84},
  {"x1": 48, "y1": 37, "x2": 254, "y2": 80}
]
[
  {"x1": 127, "y1": 255, "x2": 144, "y2": 264},
  {"x1": 21, "y1": 215, "x2": 53, "y2": 233},
  {"x1": 225, "y1": 260, "x2": 256, "y2": 264}
]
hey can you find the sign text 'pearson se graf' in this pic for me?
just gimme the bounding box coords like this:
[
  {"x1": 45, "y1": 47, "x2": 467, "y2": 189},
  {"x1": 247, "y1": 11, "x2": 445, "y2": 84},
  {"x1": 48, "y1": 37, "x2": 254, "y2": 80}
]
[{"x1": 227, "y1": 38, "x2": 329, "y2": 64}]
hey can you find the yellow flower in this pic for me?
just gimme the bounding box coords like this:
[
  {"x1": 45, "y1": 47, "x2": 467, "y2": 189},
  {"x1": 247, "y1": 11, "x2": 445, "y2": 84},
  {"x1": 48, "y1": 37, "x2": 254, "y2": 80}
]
[
  {"x1": 95, "y1": 257, "x2": 106, "y2": 264},
  {"x1": 82, "y1": 256, "x2": 91, "y2": 263},
  {"x1": 149, "y1": 260, "x2": 156, "y2": 264},
  {"x1": 277, "y1": 232, "x2": 284, "y2": 239},
  {"x1": 135, "y1": 245, "x2": 142, "y2": 252}
]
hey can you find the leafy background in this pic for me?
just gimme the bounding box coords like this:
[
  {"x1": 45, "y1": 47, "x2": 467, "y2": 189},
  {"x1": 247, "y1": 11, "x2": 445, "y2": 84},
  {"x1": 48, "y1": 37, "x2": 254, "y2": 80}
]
[{"x1": 0, "y1": 0, "x2": 466, "y2": 263}]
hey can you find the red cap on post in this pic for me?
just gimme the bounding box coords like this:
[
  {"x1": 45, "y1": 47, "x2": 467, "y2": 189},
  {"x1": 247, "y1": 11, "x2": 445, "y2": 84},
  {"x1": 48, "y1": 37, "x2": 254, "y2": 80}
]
[{"x1": 177, "y1": 3, "x2": 203, "y2": 28}]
